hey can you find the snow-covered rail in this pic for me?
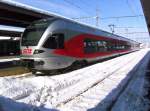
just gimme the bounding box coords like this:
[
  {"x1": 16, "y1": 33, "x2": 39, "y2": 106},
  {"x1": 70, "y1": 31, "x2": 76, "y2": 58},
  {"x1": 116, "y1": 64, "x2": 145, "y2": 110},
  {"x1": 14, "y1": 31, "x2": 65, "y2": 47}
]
[{"x1": 0, "y1": 49, "x2": 149, "y2": 111}]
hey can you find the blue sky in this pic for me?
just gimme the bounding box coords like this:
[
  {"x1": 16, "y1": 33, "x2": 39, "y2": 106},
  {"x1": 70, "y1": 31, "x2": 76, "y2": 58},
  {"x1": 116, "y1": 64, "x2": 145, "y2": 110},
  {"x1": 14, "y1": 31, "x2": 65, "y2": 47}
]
[{"x1": 10, "y1": 0, "x2": 150, "y2": 43}]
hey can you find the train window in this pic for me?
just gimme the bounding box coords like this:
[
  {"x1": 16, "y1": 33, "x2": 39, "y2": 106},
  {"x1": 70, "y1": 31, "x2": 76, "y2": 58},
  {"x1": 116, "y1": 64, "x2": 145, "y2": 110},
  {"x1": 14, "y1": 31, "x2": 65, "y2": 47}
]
[
  {"x1": 84, "y1": 38, "x2": 108, "y2": 53},
  {"x1": 22, "y1": 28, "x2": 46, "y2": 46},
  {"x1": 43, "y1": 33, "x2": 64, "y2": 49},
  {"x1": 84, "y1": 39, "x2": 95, "y2": 53}
]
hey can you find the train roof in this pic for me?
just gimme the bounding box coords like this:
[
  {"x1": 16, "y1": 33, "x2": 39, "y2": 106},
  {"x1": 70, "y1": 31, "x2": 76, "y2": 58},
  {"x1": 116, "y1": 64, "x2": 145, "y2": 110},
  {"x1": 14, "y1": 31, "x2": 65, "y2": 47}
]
[{"x1": 38, "y1": 18, "x2": 139, "y2": 44}]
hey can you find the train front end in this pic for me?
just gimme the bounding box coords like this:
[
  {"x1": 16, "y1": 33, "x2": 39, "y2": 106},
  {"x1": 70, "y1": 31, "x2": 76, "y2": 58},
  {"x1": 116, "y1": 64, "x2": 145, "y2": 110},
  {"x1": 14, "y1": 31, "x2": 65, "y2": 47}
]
[{"x1": 20, "y1": 19, "x2": 70, "y2": 73}]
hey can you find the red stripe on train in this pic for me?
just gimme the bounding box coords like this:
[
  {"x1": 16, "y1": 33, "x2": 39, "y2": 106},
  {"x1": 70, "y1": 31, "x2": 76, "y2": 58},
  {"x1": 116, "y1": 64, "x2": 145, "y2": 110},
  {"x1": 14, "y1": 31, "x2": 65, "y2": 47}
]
[{"x1": 53, "y1": 34, "x2": 130, "y2": 58}]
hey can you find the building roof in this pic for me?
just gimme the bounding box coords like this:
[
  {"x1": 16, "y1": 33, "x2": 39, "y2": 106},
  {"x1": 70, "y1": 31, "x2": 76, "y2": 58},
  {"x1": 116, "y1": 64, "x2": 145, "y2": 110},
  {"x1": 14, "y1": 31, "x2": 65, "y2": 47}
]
[
  {"x1": 141, "y1": 0, "x2": 150, "y2": 34},
  {"x1": 0, "y1": 0, "x2": 57, "y2": 27}
]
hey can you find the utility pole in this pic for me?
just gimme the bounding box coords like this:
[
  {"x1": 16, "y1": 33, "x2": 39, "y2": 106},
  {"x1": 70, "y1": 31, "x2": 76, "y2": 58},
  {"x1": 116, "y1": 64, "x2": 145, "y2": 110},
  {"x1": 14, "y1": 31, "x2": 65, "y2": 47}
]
[
  {"x1": 125, "y1": 28, "x2": 128, "y2": 38},
  {"x1": 96, "y1": 8, "x2": 99, "y2": 27}
]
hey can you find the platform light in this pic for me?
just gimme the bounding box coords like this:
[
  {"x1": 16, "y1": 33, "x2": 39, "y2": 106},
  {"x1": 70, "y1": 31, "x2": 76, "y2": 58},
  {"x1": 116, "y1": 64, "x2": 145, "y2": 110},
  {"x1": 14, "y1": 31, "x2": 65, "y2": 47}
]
[{"x1": 0, "y1": 36, "x2": 11, "y2": 40}]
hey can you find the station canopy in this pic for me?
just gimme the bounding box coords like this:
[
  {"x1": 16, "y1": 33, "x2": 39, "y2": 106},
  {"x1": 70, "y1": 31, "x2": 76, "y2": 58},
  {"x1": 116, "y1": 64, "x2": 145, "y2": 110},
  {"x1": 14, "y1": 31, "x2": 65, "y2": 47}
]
[
  {"x1": 141, "y1": 0, "x2": 150, "y2": 34},
  {"x1": 0, "y1": 29, "x2": 22, "y2": 37},
  {"x1": 0, "y1": 0, "x2": 62, "y2": 37}
]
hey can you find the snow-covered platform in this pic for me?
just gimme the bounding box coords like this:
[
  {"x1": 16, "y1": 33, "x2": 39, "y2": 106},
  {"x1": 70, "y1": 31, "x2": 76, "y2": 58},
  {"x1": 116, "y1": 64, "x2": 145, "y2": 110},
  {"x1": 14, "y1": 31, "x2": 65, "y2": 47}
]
[{"x1": 0, "y1": 49, "x2": 149, "y2": 111}]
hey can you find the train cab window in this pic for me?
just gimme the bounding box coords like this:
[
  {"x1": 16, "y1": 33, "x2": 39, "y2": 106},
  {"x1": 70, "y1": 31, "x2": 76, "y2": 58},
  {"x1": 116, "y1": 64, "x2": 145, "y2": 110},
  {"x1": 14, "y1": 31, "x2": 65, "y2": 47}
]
[{"x1": 43, "y1": 33, "x2": 64, "y2": 49}]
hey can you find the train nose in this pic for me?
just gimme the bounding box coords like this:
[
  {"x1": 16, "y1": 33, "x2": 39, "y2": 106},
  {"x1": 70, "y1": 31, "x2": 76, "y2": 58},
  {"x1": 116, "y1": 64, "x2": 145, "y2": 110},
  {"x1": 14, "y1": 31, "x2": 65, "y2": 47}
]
[{"x1": 21, "y1": 59, "x2": 34, "y2": 68}]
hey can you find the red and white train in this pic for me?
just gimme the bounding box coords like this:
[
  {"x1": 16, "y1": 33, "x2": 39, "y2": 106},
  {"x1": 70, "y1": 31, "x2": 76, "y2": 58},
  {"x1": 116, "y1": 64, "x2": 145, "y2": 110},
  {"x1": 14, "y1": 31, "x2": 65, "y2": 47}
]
[{"x1": 20, "y1": 18, "x2": 140, "y2": 74}]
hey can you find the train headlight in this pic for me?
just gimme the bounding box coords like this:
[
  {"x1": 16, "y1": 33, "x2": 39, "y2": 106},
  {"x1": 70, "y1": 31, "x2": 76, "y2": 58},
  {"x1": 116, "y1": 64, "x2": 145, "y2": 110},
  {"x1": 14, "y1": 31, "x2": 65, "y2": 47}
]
[{"x1": 34, "y1": 49, "x2": 45, "y2": 54}]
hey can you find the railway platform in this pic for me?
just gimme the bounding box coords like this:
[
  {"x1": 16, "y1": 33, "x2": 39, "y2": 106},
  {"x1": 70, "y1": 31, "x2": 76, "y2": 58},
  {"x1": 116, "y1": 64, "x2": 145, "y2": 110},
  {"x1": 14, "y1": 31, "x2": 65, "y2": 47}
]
[
  {"x1": 0, "y1": 56, "x2": 20, "y2": 62},
  {"x1": 0, "y1": 56, "x2": 20, "y2": 69}
]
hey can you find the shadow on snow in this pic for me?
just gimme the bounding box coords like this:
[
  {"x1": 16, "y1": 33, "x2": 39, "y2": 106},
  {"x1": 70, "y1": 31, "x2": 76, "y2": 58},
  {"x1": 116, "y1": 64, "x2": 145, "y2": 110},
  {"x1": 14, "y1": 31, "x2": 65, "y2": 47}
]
[{"x1": 0, "y1": 96, "x2": 59, "y2": 111}]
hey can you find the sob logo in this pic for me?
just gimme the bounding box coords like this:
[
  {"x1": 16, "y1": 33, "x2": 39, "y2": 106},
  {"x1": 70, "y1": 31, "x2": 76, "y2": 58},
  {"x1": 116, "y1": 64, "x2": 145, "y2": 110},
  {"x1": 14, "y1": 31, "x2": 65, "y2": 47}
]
[{"x1": 22, "y1": 48, "x2": 32, "y2": 55}]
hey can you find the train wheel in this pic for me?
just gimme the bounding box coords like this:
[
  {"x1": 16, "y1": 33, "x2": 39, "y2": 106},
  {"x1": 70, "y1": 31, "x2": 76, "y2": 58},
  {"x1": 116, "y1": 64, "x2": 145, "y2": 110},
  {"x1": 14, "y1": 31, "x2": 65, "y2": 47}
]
[
  {"x1": 81, "y1": 60, "x2": 88, "y2": 67},
  {"x1": 72, "y1": 60, "x2": 87, "y2": 70},
  {"x1": 73, "y1": 61, "x2": 81, "y2": 69}
]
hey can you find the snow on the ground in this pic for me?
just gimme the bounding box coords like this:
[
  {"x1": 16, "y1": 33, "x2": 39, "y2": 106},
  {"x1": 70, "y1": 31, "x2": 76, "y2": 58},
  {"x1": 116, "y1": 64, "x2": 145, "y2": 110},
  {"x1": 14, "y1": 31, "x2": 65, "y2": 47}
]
[
  {"x1": 57, "y1": 49, "x2": 150, "y2": 111},
  {"x1": 0, "y1": 49, "x2": 149, "y2": 111}
]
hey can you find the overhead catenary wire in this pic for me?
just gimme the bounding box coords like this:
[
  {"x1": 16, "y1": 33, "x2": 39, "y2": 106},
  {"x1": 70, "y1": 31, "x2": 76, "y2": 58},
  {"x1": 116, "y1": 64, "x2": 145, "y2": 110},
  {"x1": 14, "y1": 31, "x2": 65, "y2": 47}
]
[
  {"x1": 117, "y1": 31, "x2": 149, "y2": 34},
  {"x1": 79, "y1": 0, "x2": 98, "y2": 12},
  {"x1": 63, "y1": 0, "x2": 91, "y2": 15},
  {"x1": 126, "y1": 0, "x2": 137, "y2": 15},
  {"x1": 72, "y1": 15, "x2": 143, "y2": 20},
  {"x1": 100, "y1": 15, "x2": 143, "y2": 20},
  {"x1": 114, "y1": 26, "x2": 145, "y2": 29},
  {"x1": 126, "y1": 0, "x2": 142, "y2": 25}
]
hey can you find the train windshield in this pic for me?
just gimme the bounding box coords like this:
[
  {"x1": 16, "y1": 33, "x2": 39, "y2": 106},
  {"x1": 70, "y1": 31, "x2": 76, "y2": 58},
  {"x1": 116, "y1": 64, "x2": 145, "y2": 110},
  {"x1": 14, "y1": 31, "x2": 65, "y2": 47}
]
[{"x1": 21, "y1": 20, "x2": 50, "y2": 46}]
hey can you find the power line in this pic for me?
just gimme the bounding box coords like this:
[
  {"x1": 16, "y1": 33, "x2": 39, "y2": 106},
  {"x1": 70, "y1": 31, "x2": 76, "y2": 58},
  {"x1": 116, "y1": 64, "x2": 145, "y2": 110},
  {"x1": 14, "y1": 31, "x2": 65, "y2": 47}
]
[
  {"x1": 126, "y1": 0, "x2": 137, "y2": 15},
  {"x1": 80, "y1": 0, "x2": 94, "y2": 8},
  {"x1": 73, "y1": 15, "x2": 143, "y2": 19},
  {"x1": 72, "y1": 16, "x2": 97, "y2": 20},
  {"x1": 63, "y1": 0, "x2": 81, "y2": 9},
  {"x1": 79, "y1": 0, "x2": 96, "y2": 12},
  {"x1": 114, "y1": 26, "x2": 145, "y2": 29},
  {"x1": 101, "y1": 15, "x2": 143, "y2": 20},
  {"x1": 72, "y1": 15, "x2": 144, "y2": 27},
  {"x1": 80, "y1": 0, "x2": 102, "y2": 15},
  {"x1": 117, "y1": 32, "x2": 149, "y2": 34},
  {"x1": 126, "y1": 0, "x2": 143, "y2": 25},
  {"x1": 63, "y1": 0, "x2": 90, "y2": 15},
  {"x1": 72, "y1": 15, "x2": 143, "y2": 21}
]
